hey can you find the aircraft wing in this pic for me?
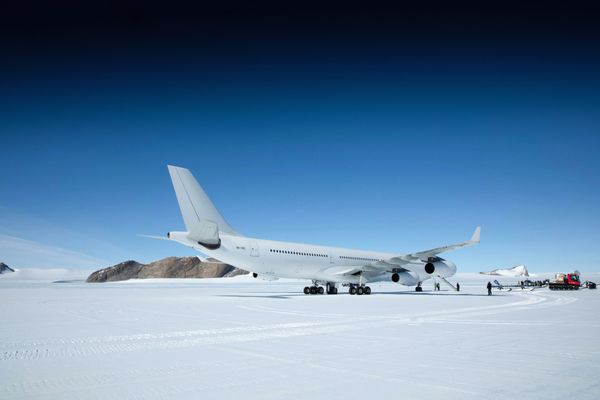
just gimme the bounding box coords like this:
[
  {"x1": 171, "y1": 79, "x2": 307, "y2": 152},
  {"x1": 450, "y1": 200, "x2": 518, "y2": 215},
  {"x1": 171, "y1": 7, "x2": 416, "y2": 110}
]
[
  {"x1": 380, "y1": 226, "x2": 480, "y2": 266},
  {"x1": 410, "y1": 225, "x2": 480, "y2": 259},
  {"x1": 338, "y1": 226, "x2": 481, "y2": 276}
]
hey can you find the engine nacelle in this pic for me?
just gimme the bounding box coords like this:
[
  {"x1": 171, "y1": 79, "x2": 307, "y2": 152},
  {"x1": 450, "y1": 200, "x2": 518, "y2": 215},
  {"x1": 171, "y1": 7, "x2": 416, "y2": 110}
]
[
  {"x1": 425, "y1": 262, "x2": 435, "y2": 274},
  {"x1": 391, "y1": 260, "x2": 457, "y2": 283},
  {"x1": 390, "y1": 271, "x2": 419, "y2": 286},
  {"x1": 423, "y1": 260, "x2": 457, "y2": 277}
]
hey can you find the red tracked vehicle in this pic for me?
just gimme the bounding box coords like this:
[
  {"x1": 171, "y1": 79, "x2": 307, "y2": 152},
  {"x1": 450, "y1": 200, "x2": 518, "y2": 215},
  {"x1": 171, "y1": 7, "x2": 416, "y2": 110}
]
[{"x1": 548, "y1": 272, "x2": 581, "y2": 290}]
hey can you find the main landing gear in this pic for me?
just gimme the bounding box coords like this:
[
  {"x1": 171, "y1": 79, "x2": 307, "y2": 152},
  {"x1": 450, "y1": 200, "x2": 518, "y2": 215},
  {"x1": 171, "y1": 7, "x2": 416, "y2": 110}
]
[
  {"x1": 349, "y1": 285, "x2": 372, "y2": 295},
  {"x1": 326, "y1": 282, "x2": 338, "y2": 295},
  {"x1": 415, "y1": 282, "x2": 423, "y2": 292},
  {"x1": 303, "y1": 282, "x2": 373, "y2": 295},
  {"x1": 304, "y1": 282, "x2": 338, "y2": 295},
  {"x1": 304, "y1": 286, "x2": 325, "y2": 295}
]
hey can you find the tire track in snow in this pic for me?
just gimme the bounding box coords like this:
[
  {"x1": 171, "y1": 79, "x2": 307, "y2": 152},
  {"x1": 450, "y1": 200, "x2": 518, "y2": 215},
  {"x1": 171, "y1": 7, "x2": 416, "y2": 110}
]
[
  {"x1": 239, "y1": 288, "x2": 547, "y2": 324},
  {"x1": 1, "y1": 361, "x2": 244, "y2": 399},
  {"x1": 0, "y1": 290, "x2": 568, "y2": 363},
  {"x1": 0, "y1": 290, "x2": 583, "y2": 399}
]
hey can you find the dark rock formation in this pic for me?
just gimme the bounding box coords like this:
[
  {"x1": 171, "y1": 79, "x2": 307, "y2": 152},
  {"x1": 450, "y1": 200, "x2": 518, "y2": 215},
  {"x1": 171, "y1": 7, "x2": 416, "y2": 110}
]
[
  {"x1": 0, "y1": 262, "x2": 15, "y2": 274},
  {"x1": 86, "y1": 257, "x2": 248, "y2": 282},
  {"x1": 86, "y1": 260, "x2": 144, "y2": 282}
]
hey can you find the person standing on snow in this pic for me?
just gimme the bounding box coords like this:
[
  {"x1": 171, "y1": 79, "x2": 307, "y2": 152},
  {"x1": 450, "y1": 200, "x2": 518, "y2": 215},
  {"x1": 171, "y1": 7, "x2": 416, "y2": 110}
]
[{"x1": 487, "y1": 281, "x2": 492, "y2": 295}]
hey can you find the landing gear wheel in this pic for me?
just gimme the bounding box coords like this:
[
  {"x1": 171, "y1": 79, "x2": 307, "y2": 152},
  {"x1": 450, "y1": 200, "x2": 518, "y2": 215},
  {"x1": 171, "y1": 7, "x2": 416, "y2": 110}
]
[
  {"x1": 318, "y1": 286, "x2": 324, "y2": 295},
  {"x1": 333, "y1": 287, "x2": 338, "y2": 294},
  {"x1": 415, "y1": 286, "x2": 423, "y2": 292},
  {"x1": 357, "y1": 286, "x2": 364, "y2": 295},
  {"x1": 349, "y1": 286, "x2": 357, "y2": 295},
  {"x1": 310, "y1": 286, "x2": 317, "y2": 295},
  {"x1": 303, "y1": 287, "x2": 310, "y2": 295},
  {"x1": 326, "y1": 283, "x2": 336, "y2": 294},
  {"x1": 365, "y1": 286, "x2": 371, "y2": 295}
]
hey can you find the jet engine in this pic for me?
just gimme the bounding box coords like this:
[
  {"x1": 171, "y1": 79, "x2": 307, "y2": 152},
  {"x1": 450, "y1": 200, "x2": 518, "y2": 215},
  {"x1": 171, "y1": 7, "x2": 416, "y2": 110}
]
[
  {"x1": 423, "y1": 260, "x2": 457, "y2": 277},
  {"x1": 391, "y1": 260, "x2": 457, "y2": 284},
  {"x1": 390, "y1": 271, "x2": 419, "y2": 286},
  {"x1": 424, "y1": 262, "x2": 435, "y2": 274}
]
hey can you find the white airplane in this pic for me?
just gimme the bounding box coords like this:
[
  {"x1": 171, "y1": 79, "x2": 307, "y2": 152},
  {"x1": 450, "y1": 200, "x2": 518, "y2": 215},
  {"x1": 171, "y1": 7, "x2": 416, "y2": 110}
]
[{"x1": 151, "y1": 165, "x2": 480, "y2": 295}]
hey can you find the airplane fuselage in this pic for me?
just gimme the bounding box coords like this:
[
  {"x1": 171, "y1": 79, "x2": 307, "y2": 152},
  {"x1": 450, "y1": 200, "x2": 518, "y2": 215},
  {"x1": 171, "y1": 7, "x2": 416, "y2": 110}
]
[{"x1": 170, "y1": 233, "x2": 456, "y2": 285}]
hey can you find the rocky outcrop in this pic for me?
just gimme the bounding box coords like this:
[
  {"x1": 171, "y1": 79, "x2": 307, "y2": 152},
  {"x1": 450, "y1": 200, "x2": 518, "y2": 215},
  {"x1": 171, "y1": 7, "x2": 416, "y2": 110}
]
[
  {"x1": 480, "y1": 265, "x2": 529, "y2": 277},
  {"x1": 86, "y1": 257, "x2": 248, "y2": 282},
  {"x1": 0, "y1": 262, "x2": 15, "y2": 274}
]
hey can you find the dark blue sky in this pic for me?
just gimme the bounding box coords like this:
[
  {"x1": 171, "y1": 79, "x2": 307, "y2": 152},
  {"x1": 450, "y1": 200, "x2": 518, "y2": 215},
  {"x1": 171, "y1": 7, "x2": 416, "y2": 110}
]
[{"x1": 1, "y1": 3, "x2": 599, "y2": 271}]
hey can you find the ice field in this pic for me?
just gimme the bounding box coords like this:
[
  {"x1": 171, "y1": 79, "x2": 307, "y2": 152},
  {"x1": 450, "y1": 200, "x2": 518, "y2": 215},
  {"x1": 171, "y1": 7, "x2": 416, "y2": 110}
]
[{"x1": 1, "y1": 271, "x2": 599, "y2": 399}]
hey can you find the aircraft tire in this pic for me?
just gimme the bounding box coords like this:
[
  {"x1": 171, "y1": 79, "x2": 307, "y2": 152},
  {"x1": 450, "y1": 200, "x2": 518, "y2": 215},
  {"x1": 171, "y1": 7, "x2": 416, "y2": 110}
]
[
  {"x1": 310, "y1": 286, "x2": 317, "y2": 295},
  {"x1": 318, "y1": 286, "x2": 324, "y2": 295},
  {"x1": 304, "y1": 287, "x2": 310, "y2": 295},
  {"x1": 357, "y1": 287, "x2": 364, "y2": 295},
  {"x1": 365, "y1": 286, "x2": 371, "y2": 295},
  {"x1": 349, "y1": 287, "x2": 356, "y2": 295}
]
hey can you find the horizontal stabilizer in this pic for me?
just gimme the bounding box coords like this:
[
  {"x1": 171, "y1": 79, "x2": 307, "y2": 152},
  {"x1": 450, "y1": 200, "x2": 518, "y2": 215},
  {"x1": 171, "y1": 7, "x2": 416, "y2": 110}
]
[{"x1": 138, "y1": 234, "x2": 170, "y2": 241}]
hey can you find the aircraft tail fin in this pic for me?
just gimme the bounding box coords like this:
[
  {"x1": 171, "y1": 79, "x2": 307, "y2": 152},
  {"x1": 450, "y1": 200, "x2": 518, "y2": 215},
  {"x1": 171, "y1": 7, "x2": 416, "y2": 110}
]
[{"x1": 167, "y1": 165, "x2": 238, "y2": 237}]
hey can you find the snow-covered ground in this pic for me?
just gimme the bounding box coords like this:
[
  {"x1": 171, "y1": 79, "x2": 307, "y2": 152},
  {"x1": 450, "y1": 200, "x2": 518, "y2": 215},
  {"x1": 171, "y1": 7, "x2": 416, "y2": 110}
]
[{"x1": 1, "y1": 271, "x2": 599, "y2": 399}]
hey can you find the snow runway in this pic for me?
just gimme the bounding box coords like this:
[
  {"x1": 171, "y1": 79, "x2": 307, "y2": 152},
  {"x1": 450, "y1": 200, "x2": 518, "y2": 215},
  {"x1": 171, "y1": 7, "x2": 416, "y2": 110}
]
[{"x1": 1, "y1": 274, "x2": 599, "y2": 399}]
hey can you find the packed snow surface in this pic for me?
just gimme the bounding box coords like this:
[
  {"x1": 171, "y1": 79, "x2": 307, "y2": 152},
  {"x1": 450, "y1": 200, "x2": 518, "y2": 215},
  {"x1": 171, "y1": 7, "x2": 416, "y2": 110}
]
[{"x1": 1, "y1": 272, "x2": 599, "y2": 399}]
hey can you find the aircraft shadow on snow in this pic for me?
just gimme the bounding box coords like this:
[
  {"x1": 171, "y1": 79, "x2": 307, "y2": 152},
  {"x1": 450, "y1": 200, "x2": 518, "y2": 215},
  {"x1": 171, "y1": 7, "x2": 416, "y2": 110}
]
[
  {"x1": 214, "y1": 291, "x2": 505, "y2": 299},
  {"x1": 377, "y1": 291, "x2": 506, "y2": 297}
]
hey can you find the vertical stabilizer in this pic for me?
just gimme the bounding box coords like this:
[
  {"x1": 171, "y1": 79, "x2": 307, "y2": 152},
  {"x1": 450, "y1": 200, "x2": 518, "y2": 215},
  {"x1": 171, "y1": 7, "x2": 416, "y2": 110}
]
[{"x1": 167, "y1": 165, "x2": 238, "y2": 236}]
